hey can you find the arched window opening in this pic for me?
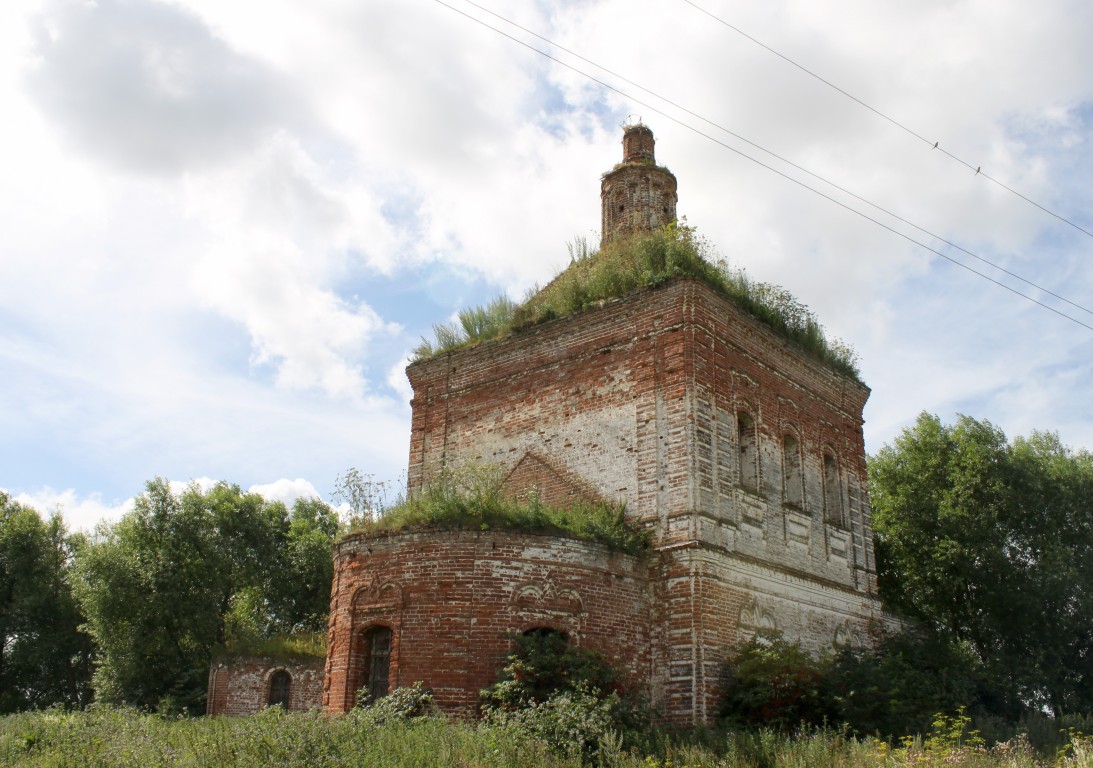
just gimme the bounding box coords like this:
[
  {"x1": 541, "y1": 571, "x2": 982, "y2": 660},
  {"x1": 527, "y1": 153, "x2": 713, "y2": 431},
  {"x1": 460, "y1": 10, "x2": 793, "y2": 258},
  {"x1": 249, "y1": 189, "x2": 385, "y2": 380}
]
[
  {"x1": 782, "y1": 434, "x2": 803, "y2": 508},
  {"x1": 357, "y1": 626, "x2": 392, "y2": 705},
  {"x1": 738, "y1": 411, "x2": 759, "y2": 493},
  {"x1": 823, "y1": 453, "x2": 844, "y2": 526},
  {"x1": 268, "y1": 669, "x2": 292, "y2": 709},
  {"x1": 523, "y1": 626, "x2": 569, "y2": 644}
]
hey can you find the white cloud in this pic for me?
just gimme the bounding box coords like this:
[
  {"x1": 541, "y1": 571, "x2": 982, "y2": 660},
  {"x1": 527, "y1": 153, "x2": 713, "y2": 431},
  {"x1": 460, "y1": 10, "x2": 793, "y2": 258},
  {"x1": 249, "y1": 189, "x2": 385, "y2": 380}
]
[
  {"x1": 1, "y1": 0, "x2": 1092, "y2": 525},
  {"x1": 386, "y1": 354, "x2": 414, "y2": 408},
  {"x1": 10, "y1": 487, "x2": 134, "y2": 532},
  {"x1": 248, "y1": 477, "x2": 323, "y2": 507},
  {"x1": 24, "y1": 0, "x2": 296, "y2": 175}
]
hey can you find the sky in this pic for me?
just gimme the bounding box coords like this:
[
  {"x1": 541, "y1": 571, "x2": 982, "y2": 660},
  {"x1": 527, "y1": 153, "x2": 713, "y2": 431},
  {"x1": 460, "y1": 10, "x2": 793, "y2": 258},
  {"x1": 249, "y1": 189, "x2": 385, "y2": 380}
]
[{"x1": 2, "y1": 0, "x2": 1091, "y2": 531}]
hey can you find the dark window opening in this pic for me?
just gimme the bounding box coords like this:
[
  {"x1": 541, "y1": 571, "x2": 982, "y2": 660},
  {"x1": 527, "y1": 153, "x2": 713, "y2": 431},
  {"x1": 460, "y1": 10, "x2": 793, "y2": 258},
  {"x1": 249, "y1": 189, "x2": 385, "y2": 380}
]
[
  {"x1": 783, "y1": 434, "x2": 803, "y2": 507},
  {"x1": 268, "y1": 669, "x2": 292, "y2": 709},
  {"x1": 738, "y1": 411, "x2": 759, "y2": 492},
  {"x1": 358, "y1": 626, "x2": 392, "y2": 705},
  {"x1": 523, "y1": 626, "x2": 569, "y2": 643},
  {"x1": 823, "y1": 454, "x2": 844, "y2": 525}
]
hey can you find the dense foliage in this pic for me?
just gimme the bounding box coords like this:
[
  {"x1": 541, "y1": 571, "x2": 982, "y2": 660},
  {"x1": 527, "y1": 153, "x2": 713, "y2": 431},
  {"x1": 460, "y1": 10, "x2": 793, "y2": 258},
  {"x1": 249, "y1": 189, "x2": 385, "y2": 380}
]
[
  {"x1": 75, "y1": 479, "x2": 338, "y2": 712},
  {"x1": 347, "y1": 464, "x2": 647, "y2": 556},
  {"x1": 412, "y1": 224, "x2": 861, "y2": 380},
  {"x1": 721, "y1": 632, "x2": 826, "y2": 732},
  {"x1": 0, "y1": 493, "x2": 93, "y2": 713},
  {"x1": 721, "y1": 630, "x2": 1008, "y2": 742},
  {"x1": 870, "y1": 413, "x2": 1093, "y2": 717}
]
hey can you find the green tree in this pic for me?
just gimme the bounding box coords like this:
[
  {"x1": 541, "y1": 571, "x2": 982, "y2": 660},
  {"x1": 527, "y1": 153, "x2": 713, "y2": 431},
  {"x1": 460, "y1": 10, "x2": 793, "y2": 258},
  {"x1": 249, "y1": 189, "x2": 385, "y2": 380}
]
[
  {"x1": 870, "y1": 412, "x2": 1093, "y2": 716},
  {"x1": 825, "y1": 631, "x2": 991, "y2": 738},
  {"x1": 74, "y1": 479, "x2": 337, "y2": 711},
  {"x1": 0, "y1": 492, "x2": 94, "y2": 712},
  {"x1": 263, "y1": 496, "x2": 339, "y2": 634}
]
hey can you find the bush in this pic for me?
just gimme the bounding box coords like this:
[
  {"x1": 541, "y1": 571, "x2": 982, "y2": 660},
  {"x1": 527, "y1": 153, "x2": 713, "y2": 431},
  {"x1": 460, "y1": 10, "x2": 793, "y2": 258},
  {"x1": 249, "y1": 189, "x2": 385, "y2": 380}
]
[
  {"x1": 480, "y1": 631, "x2": 645, "y2": 763},
  {"x1": 824, "y1": 630, "x2": 995, "y2": 740},
  {"x1": 721, "y1": 632, "x2": 829, "y2": 732},
  {"x1": 483, "y1": 684, "x2": 622, "y2": 764},
  {"x1": 354, "y1": 682, "x2": 437, "y2": 725}
]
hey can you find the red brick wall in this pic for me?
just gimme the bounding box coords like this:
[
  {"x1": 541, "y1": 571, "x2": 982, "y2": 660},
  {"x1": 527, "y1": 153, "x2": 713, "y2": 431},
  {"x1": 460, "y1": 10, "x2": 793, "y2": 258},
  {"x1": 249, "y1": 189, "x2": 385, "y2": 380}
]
[
  {"x1": 401, "y1": 278, "x2": 885, "y2": 725},
  {"x1": 324, "y1": 529, "x2": 650, "y2": 718},
  {"x1": 206, "y1": 657, "x2": 324, "y2": 715},
  {"x1": 406, "y1": 280, "x2": 693, "y2": 536},
  {"x1": 601, "y1": 125, "x2": 678, "y2": 243}
]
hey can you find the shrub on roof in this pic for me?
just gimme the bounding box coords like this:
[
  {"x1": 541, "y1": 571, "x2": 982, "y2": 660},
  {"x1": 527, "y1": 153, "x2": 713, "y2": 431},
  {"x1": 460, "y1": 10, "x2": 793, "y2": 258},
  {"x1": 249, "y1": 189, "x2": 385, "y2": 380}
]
[{"x1": 411, "y1": 224, "x2": 860, "y2": 381}]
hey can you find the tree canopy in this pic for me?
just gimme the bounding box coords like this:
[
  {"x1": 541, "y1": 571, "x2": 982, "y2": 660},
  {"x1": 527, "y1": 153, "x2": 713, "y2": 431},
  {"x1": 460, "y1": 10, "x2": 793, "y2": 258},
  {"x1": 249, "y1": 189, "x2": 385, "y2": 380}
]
[
  {"x1": 0, "y1": 492, "x2": 93, "y2": 713},
  {"x1": 870, "y1": 412, "x2": 1093, "y2": 716},
  {"x1": 74, "y1": 479, "x2": 337, "y2": 712}
]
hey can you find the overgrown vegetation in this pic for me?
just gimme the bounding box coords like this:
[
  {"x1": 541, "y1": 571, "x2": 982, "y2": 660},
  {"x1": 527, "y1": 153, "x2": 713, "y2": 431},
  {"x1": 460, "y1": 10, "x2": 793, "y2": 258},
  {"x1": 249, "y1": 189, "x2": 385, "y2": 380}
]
[
  {"x1": 75, "y1": 480, "x2": 339, "y2": 713},
  {"x1": 870, "y1": 413, "x2": 1093, "y2": 718},
  {"x1": 216, "y1": 630, "x2": 328, "y2": 661},
  {"x1": 480, "y1": 630, "x2": 647, "y2": 763},
  {"x1": 411, "y1": 224, "x2": 860, "y2": 380},
  {"x1": 722, "y1": 629, "x2": 1093, "y2": 759},
  {"x1": 346, "y1": 463, "x2": 647, "y2": 556},
  {"x1": 3, "y1": 705, "x2": 1093, "y2": 767}
]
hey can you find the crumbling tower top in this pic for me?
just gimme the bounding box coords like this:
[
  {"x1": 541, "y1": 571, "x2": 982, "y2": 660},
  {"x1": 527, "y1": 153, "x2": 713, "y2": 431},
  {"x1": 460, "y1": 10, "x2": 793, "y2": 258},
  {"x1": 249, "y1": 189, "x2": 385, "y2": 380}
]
[
  {"x1": 622, "y1": 123, "x2": 656, "y2": 163},
  {"x1": 600, "y1": 123, "x2": 678, "y2": 245}
]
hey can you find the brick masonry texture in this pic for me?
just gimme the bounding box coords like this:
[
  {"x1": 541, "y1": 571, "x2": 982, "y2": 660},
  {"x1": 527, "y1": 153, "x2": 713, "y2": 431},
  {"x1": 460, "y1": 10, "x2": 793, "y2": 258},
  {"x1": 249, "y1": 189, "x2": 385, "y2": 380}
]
[
  {"x1": 324, "y1": 529, "x2": 649, "y2": 718},
  {"x1": 218, "y1": 124, "x2": 888, "y2": 727},
  {"x1": 398, "y1": 275, "x2": 885, "y2": 725},
  {"x1": 206, "y1": 657, "x2": 323, "y2": 715},
  {"x1": 601, "y1": 123, "x2": 678, "y2": 244}
]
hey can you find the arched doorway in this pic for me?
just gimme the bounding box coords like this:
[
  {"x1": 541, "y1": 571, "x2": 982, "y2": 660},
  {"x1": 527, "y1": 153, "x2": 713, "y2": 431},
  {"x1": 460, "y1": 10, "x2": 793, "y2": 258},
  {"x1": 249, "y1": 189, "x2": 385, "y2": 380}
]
[{"x1": 268, "y1": 669, "x2": 292, "y2": 709}]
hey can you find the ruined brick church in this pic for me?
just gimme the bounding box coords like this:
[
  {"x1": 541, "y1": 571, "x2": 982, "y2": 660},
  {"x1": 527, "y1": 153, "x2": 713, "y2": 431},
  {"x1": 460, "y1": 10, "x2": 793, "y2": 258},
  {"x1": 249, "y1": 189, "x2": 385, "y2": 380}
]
[{"x1": 209, "y1": 124, "x2": 885, "y2": 725}]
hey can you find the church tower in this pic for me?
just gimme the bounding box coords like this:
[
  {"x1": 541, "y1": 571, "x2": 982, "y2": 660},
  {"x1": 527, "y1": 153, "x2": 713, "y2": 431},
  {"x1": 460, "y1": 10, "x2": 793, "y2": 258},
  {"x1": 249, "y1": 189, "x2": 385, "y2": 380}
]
[
  {"x1": 323, "y1": 123, "x2": 884, "y2": 727},
  {"x1": 600, "y1": 122, "x2": 678, "y2": 244}
]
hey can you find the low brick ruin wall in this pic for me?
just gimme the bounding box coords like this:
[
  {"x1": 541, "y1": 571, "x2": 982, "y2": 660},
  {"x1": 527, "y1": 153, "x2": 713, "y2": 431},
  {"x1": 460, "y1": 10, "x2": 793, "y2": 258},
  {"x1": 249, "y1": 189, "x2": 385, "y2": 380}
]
[{"x1": 206, "y1": 656, "x2": 324, "y2": 715}]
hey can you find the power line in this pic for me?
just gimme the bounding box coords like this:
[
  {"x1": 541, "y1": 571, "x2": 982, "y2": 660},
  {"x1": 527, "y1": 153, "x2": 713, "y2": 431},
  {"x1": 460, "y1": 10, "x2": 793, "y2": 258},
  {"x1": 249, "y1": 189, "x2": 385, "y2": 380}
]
[
  {"x1": 678, "y1": 0, "x2": 1093, "y2": 241},
  {"x1": 451, "y1": 0, "x2": 1092, "y2": 322},
  {"x1": 433, "y1": 0, "x2": 1093, "y2": 333}
]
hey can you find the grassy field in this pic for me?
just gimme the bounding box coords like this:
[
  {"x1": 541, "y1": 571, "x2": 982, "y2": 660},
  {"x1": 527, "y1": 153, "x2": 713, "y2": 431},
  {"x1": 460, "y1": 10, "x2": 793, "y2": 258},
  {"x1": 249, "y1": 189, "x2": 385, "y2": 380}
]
[{"x1": 2, "y1": 707, "x2": 1091, "y2": 768}]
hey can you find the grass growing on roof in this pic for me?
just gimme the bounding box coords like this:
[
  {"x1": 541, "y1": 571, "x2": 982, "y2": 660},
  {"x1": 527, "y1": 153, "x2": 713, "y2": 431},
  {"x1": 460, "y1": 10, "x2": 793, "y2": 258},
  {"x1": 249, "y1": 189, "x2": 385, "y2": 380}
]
[
  {"x1": 216, "y1": 631, "x2": 327, "y2": 661},
  {"x1": 411, "y1": 223, "x2": 861, "y2": 381},
  {"x1": 346, "y1": 464, "x2": 647, "y2": 556}
]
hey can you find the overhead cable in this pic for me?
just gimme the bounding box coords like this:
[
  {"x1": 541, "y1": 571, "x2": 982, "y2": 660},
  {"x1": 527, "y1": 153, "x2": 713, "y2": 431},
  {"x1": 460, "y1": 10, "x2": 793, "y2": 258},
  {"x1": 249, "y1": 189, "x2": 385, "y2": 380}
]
[
  {"x1": 454, "y1": 0, "x2": 1092, "y2": 321},
  {"x1": 433, "y1": 0, "x2": 1093, "y2": 333},
  {"x1": 679, "y1": 0, "x2": 1093, "y2": 241}
]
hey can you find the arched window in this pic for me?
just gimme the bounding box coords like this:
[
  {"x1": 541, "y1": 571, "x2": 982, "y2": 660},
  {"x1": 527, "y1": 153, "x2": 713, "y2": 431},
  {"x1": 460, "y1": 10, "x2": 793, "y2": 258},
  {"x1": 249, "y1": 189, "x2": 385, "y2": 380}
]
[
  {"x1": 358, "y1": 626, "x2": 392, "y2": 705},
  {"x1": 782, "y1": 434, "x2": 803, "y2": 507},
  {"x1": 738, "y1": 411, "x2": 759, "y2": 493},
  {"x1": 523, "y1": 626, "x2": 569, "y2": 645},
  {"x1": 268, "y1": 669, "x2": 291, "y2": 709},
  {"x1": 823, "y1": 453, "x2": 844, "y2": 526}
]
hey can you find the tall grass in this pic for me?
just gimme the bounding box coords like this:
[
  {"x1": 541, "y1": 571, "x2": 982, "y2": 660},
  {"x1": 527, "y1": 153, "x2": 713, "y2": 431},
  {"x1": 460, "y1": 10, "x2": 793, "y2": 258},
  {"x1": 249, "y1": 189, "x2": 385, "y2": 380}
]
[
  {"x1": 215, "y1": 630, "x2": 327, "y2": 661},
  {"x1": 346, "y1": 464, "x2": 646, "y2": 556},
  {"x1": 412, "y1": 295, "x2": 517, "y2": 361},
  {"x1": 3, "y1": 707, "x2": 1090, "y2": 767},
  {"x1": 411, "y1": 225, "x2": 861, "y2": 382}
]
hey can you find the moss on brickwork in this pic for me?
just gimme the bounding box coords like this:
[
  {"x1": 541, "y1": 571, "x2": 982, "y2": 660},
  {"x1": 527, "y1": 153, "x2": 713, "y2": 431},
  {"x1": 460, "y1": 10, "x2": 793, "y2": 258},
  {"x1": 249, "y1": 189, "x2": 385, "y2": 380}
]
[
  {"x1": 411, "y1": 225, "x2": 861, "y2": 381},
  {"x1": 345, "y1": 466, "x2": 647, "y2": 556}
]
